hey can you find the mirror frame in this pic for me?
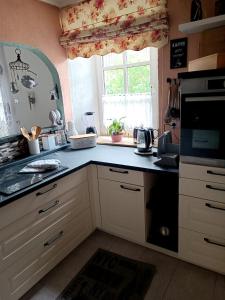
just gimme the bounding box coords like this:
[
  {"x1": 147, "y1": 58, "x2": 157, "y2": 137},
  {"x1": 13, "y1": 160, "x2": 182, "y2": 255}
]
[{"x1": 0, "y1": 41, "x2": 65, "y2": 144}]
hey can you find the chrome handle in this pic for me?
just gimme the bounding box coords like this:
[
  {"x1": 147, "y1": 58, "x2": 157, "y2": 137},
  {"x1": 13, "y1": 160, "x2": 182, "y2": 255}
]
[
  {"x1": 109, "y1": 168, "x2": 128, "y2": 174},
  {"x1": 207, "y1": 170, "x2": 225, "y2": 177},
  {"x1": 206, "y1": 184, "x2": 225, "y2": 192},
  {"x1": 44, "y1": 230, "x2": 64, "y2": 247},
  {"x1": 38, "y1": 200, "x2": 59, "y2": 214},
  {"x1": 204, "y1": 238, "x2": 225, "y2": 248},
  {"x1": 36, "y1": 184, "x2": 57, "y2": 196},
  {"x1": 120, "y1": 185, "x2": 140, "y2": 192},
  {"x1": 205, "y1": 203, "x2": 225, "y2": 212}
]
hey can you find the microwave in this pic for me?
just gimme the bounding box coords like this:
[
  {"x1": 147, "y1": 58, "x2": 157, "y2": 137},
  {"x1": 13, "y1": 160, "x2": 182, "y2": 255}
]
[{"x1": 179, "y1": 70, "x2": 225, "y2": 167}]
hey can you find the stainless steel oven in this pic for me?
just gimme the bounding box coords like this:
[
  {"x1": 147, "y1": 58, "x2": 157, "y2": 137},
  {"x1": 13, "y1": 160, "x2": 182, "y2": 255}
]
[{"x1": 179, "y1": 69, "x2": 225, "y2": 167}]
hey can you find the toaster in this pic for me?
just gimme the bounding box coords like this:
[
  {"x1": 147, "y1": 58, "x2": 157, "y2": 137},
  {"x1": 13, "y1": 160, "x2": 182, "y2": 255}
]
[{"x1": 69, "y1": 134, "x2": 97, "y2": 150}]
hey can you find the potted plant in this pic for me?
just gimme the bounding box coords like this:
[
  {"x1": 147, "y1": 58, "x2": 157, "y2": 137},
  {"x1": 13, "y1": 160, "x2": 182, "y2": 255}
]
[{"x1": 108, "y1": 118, "x2": 125, "y2": 142}]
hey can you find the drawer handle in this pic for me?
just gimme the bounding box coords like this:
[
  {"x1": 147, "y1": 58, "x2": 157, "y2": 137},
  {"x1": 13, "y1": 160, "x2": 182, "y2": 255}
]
[
  {"x1": 204, "y1": 238, "x2": 225, "y2": 249},
  {"x1": 109, "y1": 168, "x2": 129, "y2": 174},
  {"x1": 207, "y1": 170, "x2": 225, "y2": 177},
  {"x1": 206, "y1": 184, "x2": 225, "y2": 192},
  {"x1": 44, "y1": 230, "x2": 64, "y2": 247},
  {"x1": 205, "y1": 203, "x2": 225, "y2": 211},
  {"x1": 36, "y1": 184, "x2": 57, "y2": 196},
  {"x1": 38, "y1": 200, "x2": 60, "y2": 214},
  {"x1": 120, "y1": 185, "x2": 141, "y2": 192}
]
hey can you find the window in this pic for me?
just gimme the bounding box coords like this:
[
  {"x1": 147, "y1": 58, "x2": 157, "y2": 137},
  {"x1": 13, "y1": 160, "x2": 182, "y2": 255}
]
[{"x1": 97, "y1": 47, "x2": 158, "y2": 134}]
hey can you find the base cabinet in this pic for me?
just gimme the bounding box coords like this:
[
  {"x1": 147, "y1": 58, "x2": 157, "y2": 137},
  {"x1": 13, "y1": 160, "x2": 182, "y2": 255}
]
[
  {"x1": 179, "y1": 163, "x2": 225, "y2": 275},
  {"x1": 0, "y1": 169, "x2": 93, "y2": 300},
  {"x1": 98, "y1": 167, "x2": 146, "y2": 244},
  {"x1": 179, "y1": 228, "x2": 225, "y2": 275}
]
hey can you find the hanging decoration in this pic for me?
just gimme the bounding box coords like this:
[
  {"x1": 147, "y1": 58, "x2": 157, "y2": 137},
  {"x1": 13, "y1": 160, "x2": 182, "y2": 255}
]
[
  {"x1": 9, "y1": 48, "x2": 37, "y2": 92},
  {"x1": 59, "y1": 0, "x2": 168, "y2": 59}
]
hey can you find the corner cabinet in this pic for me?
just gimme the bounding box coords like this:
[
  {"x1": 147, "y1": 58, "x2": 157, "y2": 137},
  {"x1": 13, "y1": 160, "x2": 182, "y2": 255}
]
[
  {"x1": 97, "y1": 166, "x2": 155, "y2": 244},
  {"x1": 0, "y1": 168, "x2": 94, "y2": 300}
]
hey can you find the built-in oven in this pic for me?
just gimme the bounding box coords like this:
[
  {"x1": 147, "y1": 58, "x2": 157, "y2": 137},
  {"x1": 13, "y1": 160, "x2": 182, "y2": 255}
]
[{"x1": 179, "y1": 69, "x2": 225, "y2": 167}]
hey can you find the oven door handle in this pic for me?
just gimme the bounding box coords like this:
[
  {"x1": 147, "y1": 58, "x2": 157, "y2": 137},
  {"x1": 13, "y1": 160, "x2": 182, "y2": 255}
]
[{"x1": 185, "y1": 96, "x2": 225, "y2": 102}]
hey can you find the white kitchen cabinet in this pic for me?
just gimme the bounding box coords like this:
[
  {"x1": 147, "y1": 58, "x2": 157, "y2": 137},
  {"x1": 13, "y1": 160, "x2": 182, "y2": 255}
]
[
  {"x1": 99, "y1": 178, "x2": 146, "y2": 243},
  {"x1": 179, "y1": 163, "x2": 225, "y2": 274},
  {"x1": 179, "y1": 228, "x2": 225, "y2": 275},
  {"x1": 0, "y1": 168, "x2": 94, "y2": 300},
  {"x1": 98, "y1": 165, "x2": 144, "y2": 186}
]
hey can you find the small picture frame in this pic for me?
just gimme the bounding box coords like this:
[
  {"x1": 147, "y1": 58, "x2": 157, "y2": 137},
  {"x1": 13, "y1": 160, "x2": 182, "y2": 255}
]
[{"x1": 170, "y1": 38, "x2": 188, "y2": 69}]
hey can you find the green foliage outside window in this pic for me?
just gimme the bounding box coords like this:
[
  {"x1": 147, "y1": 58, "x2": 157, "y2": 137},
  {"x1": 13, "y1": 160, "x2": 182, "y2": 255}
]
[{"x1": 104, "y1": 65, "x2": 150, "y2": 95}]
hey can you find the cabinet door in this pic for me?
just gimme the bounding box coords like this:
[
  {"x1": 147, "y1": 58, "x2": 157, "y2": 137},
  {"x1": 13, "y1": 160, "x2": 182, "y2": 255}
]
[{"x1": 99, "y1": 179, "x2": 145, "y2": 243}]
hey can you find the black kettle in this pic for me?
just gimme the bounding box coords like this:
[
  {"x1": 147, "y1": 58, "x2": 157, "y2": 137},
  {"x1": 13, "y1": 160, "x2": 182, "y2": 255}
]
[{"x1": 137, "y1": 128, "x2": 155, "y2": 153}]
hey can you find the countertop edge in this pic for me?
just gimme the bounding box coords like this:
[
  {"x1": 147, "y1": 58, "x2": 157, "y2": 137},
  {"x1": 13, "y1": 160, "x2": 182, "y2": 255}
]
[{"x1": 0, "y1": 149, "x2": 178, "y2": 208}]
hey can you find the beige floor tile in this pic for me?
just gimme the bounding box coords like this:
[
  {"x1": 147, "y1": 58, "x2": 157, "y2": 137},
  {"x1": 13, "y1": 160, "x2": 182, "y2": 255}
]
[
  {"x1": 164, "y1": 261, "x2": 217, "y2": 300},
  {"x1": 109, "y1": 235, "x2": 146, "y2": 260},
  {"x1": 140, "y1": 248, "x2": 179, "y2": 300},
  {"x1": 213, "y1": 274, "x2": 225, "y2": 300}
]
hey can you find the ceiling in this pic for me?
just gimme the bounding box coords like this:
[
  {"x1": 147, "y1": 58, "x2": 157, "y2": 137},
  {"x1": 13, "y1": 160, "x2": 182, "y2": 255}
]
[{"x1": 39, "y1": 0, "x2": 83, "y2": 8}]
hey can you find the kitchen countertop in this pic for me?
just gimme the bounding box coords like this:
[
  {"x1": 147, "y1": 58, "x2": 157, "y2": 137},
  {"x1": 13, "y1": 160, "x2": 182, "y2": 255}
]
[{"x1": 0, "y1": 145, "x2": 178, "y2": 207}]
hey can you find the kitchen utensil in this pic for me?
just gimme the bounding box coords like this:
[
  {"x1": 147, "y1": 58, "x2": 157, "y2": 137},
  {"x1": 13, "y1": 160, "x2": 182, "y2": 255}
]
[
  {"x1": 21, "y1": 75, "x2": 38, "y2": 89},
  {"x1": 31, "y1": 126, "x2": 41, "y2": 140},
  {"x1": 21, "y1": 127, "x2": 32, "y2": 141},
  {"x1": 136, "y1": 128, "x2": 153, "y2": 153}
]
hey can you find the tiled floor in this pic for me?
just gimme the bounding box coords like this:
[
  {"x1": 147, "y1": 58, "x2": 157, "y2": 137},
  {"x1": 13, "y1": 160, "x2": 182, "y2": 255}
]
[{"x1": 21, "y1": 230, "x2": 225, "y2": 300}]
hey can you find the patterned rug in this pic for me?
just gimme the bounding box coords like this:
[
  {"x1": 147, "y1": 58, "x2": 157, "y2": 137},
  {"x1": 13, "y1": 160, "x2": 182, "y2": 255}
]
[{"x1": 57, "y1": 248, "x2": 156, "y2": 300}]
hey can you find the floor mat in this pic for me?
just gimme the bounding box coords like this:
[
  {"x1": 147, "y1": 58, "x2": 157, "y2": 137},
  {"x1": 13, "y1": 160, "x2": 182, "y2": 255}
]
[{"x1": 57, "y1": 248, "x2": 156, "y2": 300}]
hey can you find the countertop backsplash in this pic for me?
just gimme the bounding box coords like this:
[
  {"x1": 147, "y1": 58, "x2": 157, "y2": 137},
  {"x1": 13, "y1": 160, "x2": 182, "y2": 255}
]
[{"x1": 0, "y1": 137, "x2": 29, "y2": 165}]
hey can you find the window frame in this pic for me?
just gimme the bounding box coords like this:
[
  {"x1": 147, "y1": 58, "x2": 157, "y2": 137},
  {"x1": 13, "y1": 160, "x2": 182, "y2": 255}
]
[
  {"x1": 96, "y1": 47, "x2": 158, "y2": 135},
  {"x1": 102, "y1": 49, "x2": 151, "y2": 96}
]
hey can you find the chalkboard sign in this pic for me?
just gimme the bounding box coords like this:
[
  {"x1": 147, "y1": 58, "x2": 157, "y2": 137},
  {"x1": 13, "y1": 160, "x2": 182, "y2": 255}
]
[{"x1": 170, "y1": 38, "x2": 188, "y2": 69}]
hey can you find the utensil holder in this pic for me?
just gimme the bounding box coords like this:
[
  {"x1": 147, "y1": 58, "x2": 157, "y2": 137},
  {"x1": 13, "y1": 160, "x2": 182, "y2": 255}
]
[{"x1": 28, "y1": 139, "x2": 40, "y2": 155}]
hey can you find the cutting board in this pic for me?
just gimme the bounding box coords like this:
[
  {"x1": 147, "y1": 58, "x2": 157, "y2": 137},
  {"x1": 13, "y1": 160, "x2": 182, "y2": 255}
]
[{"x1": 97, "y1": 136, "x2": 136, "y2": 148}]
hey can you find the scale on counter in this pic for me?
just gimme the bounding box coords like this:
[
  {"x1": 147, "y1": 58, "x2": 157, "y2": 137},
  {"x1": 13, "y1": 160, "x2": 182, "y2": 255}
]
[{"x1": 0, "y1": 165, "x2": 67, "y2": 195}]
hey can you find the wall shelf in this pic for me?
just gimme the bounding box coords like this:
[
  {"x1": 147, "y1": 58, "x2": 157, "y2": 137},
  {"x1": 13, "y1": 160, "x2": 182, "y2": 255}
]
[{"x1": 179, "y1": 14, "x2": 225, "y2": 34}]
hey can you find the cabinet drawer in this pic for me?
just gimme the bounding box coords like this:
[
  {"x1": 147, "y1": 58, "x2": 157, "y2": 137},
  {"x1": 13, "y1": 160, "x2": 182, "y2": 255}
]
[
  {"x1": 99, "y1": 179, "x2": 145, "y2": 243},
  {"x1": 97, "y1": 166, "x2": 144, "y2": 186},
  {"x1": 179, "y1": 178, "x2": 225, "y2": 204},
  {"x1": 179, "y1": 195, "x2": 225, "y2": 239},
  {"x1": 180, "y1": 163, "x2": 225, "y2": 184},
  {"x1": 0, "y1": 182, "x2": 90, "y2": 271},
  {"x1": 179, "y1": 228, "x2": 225, "y2": 274},
  {"x1": 0, "y1": 209, "x2": 72, "y2": 273},
  {"x1": 0, "y1": 168, "x2": 87, "y2": 231},
  {"x1": 0, "y1": 209, "x2": 93, "y2": 300}
]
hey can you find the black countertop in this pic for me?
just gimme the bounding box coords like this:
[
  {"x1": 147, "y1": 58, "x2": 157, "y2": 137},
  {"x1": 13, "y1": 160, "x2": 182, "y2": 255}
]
[{"x1": 0, "y1": 145, "x2": 178, "y2": 207}]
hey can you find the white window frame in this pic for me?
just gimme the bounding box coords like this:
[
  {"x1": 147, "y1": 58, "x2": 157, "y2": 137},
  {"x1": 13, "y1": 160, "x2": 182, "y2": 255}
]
[{"x1": 96, "y1": 47, "x2": 158, "y2": 135}]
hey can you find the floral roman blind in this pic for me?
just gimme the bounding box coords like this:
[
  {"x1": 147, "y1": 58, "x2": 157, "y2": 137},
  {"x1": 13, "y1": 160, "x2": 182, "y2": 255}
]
[{"x1": 59, "y1": 0, "x2": 168, "y2": 59}]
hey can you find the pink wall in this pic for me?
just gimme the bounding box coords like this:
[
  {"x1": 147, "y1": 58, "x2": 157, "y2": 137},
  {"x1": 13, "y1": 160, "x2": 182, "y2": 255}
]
[
  {"x1": 158, "y1": 0, "x2": 216, "y2": 142},
  {"x1": 0, "y1": 0, "x2": 72, "y2": 122}
]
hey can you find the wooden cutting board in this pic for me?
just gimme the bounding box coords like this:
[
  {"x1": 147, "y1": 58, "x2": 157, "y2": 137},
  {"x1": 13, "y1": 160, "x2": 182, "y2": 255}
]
[{"x1": 97, "y1": 136, "x2": 136, "y2": 148}]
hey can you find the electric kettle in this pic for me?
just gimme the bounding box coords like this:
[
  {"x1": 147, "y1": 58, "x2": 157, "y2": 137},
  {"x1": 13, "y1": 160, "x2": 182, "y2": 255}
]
[{"x1": 136, "y1": 128, "x2": 154, "y2": 153}]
